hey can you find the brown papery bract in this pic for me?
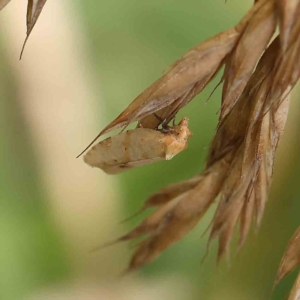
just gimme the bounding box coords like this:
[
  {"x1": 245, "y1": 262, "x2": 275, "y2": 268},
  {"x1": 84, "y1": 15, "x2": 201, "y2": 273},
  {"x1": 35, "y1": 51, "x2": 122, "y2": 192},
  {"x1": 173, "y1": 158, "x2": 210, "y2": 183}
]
[
  {"x1": 124, "y1": 152, "x2": 232, "y2": 272},
  {"x1": 275, "y1": 0, "x2": 300, "y2": 51},
  {"x1": 206, "y1": 37, "x2": 290, "y2": 259},
  {"x1": 286, "y1": 271, "x2": 300, "y2": 300},
  {"x1": 0, "y1": 0, "x2": 10, "y2": 10},
  {"x1": 20, "y1": 0, "x2": 48, "y2": 59},
  {"x1": 264, "y1": 8, "x2": 300, "y2": 114},
  {"x1": 143, "y1": 175, "x2": 204, "y2": 209},
  {"x1": 275, "y1": 227, "x2": 300, "y2": 286},
  {"x1": 275, "y1": 226, "x2": 300, "y2": 299},
  {"x1": 1, "y1": 0, "x2": 48, "y2": 58},
  {"x1": 220, "y1": 0, "x2": 276, "y2": 119}
]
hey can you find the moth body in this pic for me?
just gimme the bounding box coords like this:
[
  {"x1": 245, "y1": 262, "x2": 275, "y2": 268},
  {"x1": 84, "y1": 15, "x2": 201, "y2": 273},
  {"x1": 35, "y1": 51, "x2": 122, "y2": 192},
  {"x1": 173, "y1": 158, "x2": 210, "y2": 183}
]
[{"x1": 84, "y1": 118, "x2": 192, "y2": 174}]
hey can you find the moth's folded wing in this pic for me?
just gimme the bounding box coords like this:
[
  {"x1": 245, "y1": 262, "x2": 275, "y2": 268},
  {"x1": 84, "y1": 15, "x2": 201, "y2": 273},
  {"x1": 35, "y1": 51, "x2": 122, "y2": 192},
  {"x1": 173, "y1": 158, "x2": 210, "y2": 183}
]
[{"x1": 84, "y1": 129, "x2": 168, "y2": 174}]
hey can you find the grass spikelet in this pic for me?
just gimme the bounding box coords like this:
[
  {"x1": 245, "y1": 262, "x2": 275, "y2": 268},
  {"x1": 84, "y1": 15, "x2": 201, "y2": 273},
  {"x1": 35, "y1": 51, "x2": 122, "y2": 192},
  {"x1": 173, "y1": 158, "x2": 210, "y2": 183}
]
[
  {"x1": 286, "y1": 271, "x2": 300, "y2": 300},
  {"x1": 84, "y1": 0, "x2": 300, "y2": 286},
  {"x1": 275, "y1": 0, "x2": 300, "y2": 51},
  {"x1": 141, "y1": 175, "x2": 203, "y2": 209},
  {"x1": 275, "y1": 227, "x2": 300, "y2": 286},
  {"x1": 274, "y1": 226, "x2": 300, "y2": 299},
  {"x1": 207, "y1": 38, "x2": 290, "y2": 259},
  {"x1": 221, "y1": 0, "x2": 276, "y2": 118},
  {"x1": 0, "y1": 0, "x2": 10, "y2": 10},
  {"x1": 124, "y1": 153, "x2": 232, "y2": 272}
]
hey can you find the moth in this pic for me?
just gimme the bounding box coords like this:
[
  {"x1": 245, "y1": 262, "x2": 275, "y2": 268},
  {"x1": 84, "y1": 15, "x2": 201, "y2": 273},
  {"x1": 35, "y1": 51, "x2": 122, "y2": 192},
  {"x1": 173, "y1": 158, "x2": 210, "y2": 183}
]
[{"x1": 84, "y1": 118, "x2": 192, "y2": 174}]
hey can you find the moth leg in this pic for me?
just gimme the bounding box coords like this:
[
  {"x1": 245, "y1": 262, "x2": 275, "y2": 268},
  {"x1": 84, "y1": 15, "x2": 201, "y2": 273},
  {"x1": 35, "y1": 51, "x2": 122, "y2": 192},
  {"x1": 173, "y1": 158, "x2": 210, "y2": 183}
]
[
  {"x1": 160, "y1": 122, "x2": 174, "y2": 134},
  {"x1": 153, "y1": 113, "x2": 170, "y2": 131},
  {"x1": 172, "y1": 114, "x2": 177, "y2": 126},
  {"x1": 162, "y1": 115, "x2": 178, "y2": 131},
  {"x1": 153, "y1": 113, "x2": 165, "y2": 123},
  {"x1": 163, "y1": 111, "x2": 178, "y2": 128}
]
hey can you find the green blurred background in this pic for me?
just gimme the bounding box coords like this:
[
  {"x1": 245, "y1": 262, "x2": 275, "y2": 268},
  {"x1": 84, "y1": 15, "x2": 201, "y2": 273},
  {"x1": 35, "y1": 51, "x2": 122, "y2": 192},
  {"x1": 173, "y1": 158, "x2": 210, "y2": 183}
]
[{"x1": 1, "y1": 0, "x2": 300, "y2": 299}]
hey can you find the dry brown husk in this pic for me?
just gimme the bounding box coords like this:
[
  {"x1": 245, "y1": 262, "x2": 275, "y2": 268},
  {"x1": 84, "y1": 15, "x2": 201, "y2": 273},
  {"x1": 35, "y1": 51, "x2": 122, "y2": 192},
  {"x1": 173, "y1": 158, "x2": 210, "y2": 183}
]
[
  {"x1": 220, "y1": 0, "x2": 276, "y2": 119},
  {"x1": 273, "y1": 4, "x2": 300, "y2": 295},
  {"x1": 20, "y1": 0, "x2": 48, "y2": 59},
  {"x1": 287, "y1": 271, "x2": 300, "y2": 300},
  {"x1": 276, "y1": 227, "x2": 300, "y2": 286},
  {"x1": 0, "y1": 0, "x2": 10, "y2": 10},
  {"x1": 274, "y1": 227, "x2": 300, "y2": 299},
  {"x1": 0, "y1": 0, "x2": 48, "y2": 58}
]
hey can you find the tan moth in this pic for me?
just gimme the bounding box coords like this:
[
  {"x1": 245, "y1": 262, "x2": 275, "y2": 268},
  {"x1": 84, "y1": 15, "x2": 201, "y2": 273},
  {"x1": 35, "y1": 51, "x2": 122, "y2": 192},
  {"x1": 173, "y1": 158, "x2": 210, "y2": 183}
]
[{"x1": 84, "y1": 118, "x2": 192, "y2": 174}]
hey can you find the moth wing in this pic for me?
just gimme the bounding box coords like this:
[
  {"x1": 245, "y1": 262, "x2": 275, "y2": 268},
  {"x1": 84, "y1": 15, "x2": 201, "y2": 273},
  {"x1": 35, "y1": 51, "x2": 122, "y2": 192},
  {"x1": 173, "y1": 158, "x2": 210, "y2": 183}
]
[
  {"x1": 101, "y1": 157, "x2": 164, "y2": 175},
  {"x1": 84, "y1": 128, "x2": 170, "y2": 174}
]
